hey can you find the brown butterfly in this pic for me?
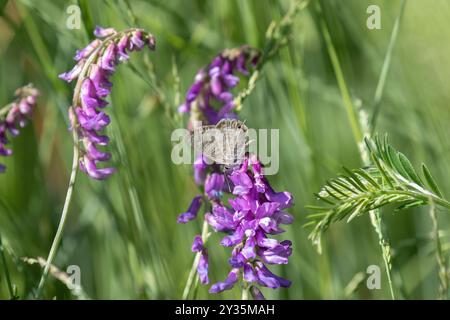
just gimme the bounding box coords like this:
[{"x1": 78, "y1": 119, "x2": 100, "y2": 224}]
[{"x1": 191, "y1": 118, "x2": 250, "y2": 168}]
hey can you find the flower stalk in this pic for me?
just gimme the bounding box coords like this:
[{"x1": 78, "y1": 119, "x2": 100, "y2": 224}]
[{"x1": 36, "y1": 26, "x2": 155, "y2": 297}]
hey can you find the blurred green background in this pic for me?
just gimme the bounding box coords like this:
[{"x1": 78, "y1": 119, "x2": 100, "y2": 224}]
[{"x1": 1, "y1": 0, "x2": 450, "y2": 299}]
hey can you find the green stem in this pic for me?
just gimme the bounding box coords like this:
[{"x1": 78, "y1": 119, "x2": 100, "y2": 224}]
[
  {"x1": 366, "y1": 13, "x2": 407, "y2": 301},
  {"x1": 234, "y1": 0, "x2": 309, "y2": 111},
  {"x1": 316, "y1": 1, "x2": 395, "y2": 299},
  {"x1": 124, "y1": 0, "x2": 139, "y2": 26},
  {"x1": 369, "y1": 210, "x2": 396, "y2": 299},
  {"x1": 34, "y1": 30, "x2": 136, "y2": 298},
  {"x1": 330, "y1": 189, "x2": 450, "y2": 212},
  {"x1": 35, "y1": 132, "x2": 79, "y2": 298},
  {"x1": 429, "y1": 199, "x2": 449, "y2": 299},
  {"x1": 316, "y1": 1, "x2": 362, "y2": 144},
  {"x1": 241, "y1": 287, "x2": 249, "y2": 300},
  {"x1": 370, "y1": 0, "x2": 407, "y2": 133},
  {"x1": 0, "y1": 233, "x2": 15, "y2": 299}
]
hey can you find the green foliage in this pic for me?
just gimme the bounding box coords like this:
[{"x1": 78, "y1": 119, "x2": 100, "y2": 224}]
[
  {"x1": 1, "y1": 0, "x2": 450, "y2": 300},
  {"x1": 307, "y1": 135, "x2": 450, "y2": 250}
]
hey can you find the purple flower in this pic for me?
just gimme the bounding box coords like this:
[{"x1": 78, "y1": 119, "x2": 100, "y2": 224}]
[
  {"x1": 193, "y1": 155, "x2": 208, "y2": 185},
  {"x1": 254, "y1": 261, "x2": 291, "y2": 289},
  {"x1": 129, "y1": 30, "x2": 145, "y2": 50},
  {"x1": 198, "y1": 249, "x2": 209, "y2": 285},
  {"x1": 0, "y1": 85, "x2": 39, "y2": 173},
  {"x1": 74, "y1": 39, "x2": 101, "y2": 61},
  {"x1": 205, "y1": 204, "x2": 237, "y2": 232},
  {"x1": 204, "y1": 155, "x2": 294, "y2": 294},
  {"x1": 93, "y1": 26, "x2": 116, "y2": 38},
  {"x1": 59, "y1": 27, "x2": 156, "y2": 180},
  {"x1": 179, "y1": 46, "x2": 259, "y2": 128},
  {"x1": 79, "y1": 156, "x2": 116, "y2": 180},
  {"x1": 177, "y1": 195, "x2": 202, "y2": 224},
  {"x1": 250, "y1": 286, "x2": 265, "y2": 300},
  {"x1": 191, "y1": 235, "x2": 204, "y2": 252},
  {"x1": 117, "y1": 35, "x2": 129, "y2": 62},
  {"x1": 191, "y1": 236, "x2": 209, "y2": 284},
  {"x1": 58, "y1": 59, "x2": 85, "y2": 82},
  {"x1": 209, "y1": 268, "x2": 239, "y2": 293},
  {"x1": 178, "y1": 47, "x2": 293, "y2": 299},
  {"x1": 205, "y1": 173, "x2": 226, "y2": 200},
  {"x1": 229, "y1": 170, "x2": 253, "y2": 196}
]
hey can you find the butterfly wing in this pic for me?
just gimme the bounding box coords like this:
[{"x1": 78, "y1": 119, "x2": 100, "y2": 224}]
[
  {"x1": 192, "y1": 119, "x2": 249, "y2": 166},
  {"x1": 222, "y1": 120, "x2": 248, "y2": 166}
]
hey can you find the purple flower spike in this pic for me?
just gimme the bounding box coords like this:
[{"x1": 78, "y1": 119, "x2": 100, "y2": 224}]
[
  {"x1": 178, "y1": 46, "x2": 260, "y2": 128},
  {"x1": 184, "y1": 153, "x2": 294, "y2": 295},
  {"x1": 178, "y1": 46, "x2": 294, "y2": 298},
  {"x1": 60, "y1": 28, "x2": 156, "y2": 179},
  {"x1": 205, "y1": 155, "x2": 294, "y2": 293},
  {"x1": 0, "y1": 84, "x2": 39, "y2": 173},
  {"x1": 177, "y1": 195, "x2": 202, "y2": 223}
]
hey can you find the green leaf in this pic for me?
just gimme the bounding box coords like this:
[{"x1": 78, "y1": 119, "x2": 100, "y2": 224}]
[
  {"x1": 343, "y1": 167, "x2": 367, "y2": 191},
  {"x1": 397, "y1": 152, "x2": 423, "y2": 186},
  {"x1": 386, "y1": 145, "x2": 408, "y2": 178},
  {"x1": 422, "y1": 164, "x2": 443, "y2": 197},
  {"x1": 307, "y1": 135, "x2": 450, "y2": 249},
  {"x1": 394, "y1": 200, "x2": 425, "y2": 212},
  {"x1": 314, "y1": 193, "x2": 335, "y2": 205},
  {"x1": 354, "y1": 168, "x2": 380, "y2": 189}
]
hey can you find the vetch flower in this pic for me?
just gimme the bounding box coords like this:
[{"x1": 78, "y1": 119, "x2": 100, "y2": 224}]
[
  {"x1": 250, "y1": 285, "x2": 265, "y2": 300},
  {"x1": 209, "y1": 268, "x2": 239, "y2": 293},
  {"x1": 179, "y1": 46, "x2": 259, "y2": 128},
  {"x1": 191, "y1": 235, "x2": 209, "y2": 285},
  {"x1": 205, "y1": 173, "x2": 226, "y2": 200},
  {"x1": 0, "y1": 84, "x2": 39, "y2": 173},
  {"x1": 179, "y1": 152, "x2": 294, "y2": 297},
  {"x1": 59, "y1": 27, "x2": 156, "y2": 180},
  {"x1": 177, "y1": 195, "x2": 203, "y2": 224},
  {"x1": 206, "y1": 155, "x2": 294, "y2": 295},
  {"x1": 178, "y1": 47, "x2": 294, "y2": 299}
]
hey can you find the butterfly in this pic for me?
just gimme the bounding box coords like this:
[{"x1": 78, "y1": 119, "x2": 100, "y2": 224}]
[{"x1": 190, "y1": 118, "x2": 250, "y2": 168}]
